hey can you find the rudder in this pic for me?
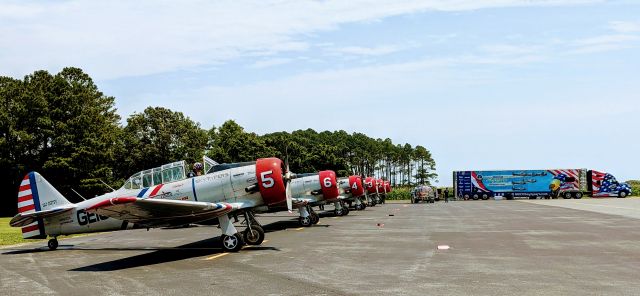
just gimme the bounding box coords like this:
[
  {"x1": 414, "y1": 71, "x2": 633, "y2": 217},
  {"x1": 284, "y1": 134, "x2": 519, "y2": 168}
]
[{"x1": 17, "y1": 172, "x2": 72, "y2": 239}]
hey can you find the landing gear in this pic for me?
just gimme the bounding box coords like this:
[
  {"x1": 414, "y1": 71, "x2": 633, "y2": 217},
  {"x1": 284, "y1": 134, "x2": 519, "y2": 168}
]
[
  {"x1": 298, "y1": 206, "x2": 313, "y2": 227},
  {"x1": 341, "y1": 204, "x2": 350, "y2": 216},
  {"x1": 310, "y1": 211, "x2": 320, "y2": 224},
  {"x1": 47, "y1": 238, "x2": 58, "y2": 250},
  {"x1": 221, "y1": 233, "x2": 244, "y2": 252},
  {"x1": 243, "y1": 225, "x2": 265, "y2": 246},
  {"x1": 242, "y1": 211, "x2": 264, "y2": 246},
  {"x1": 355, "y1": 203, "x2": 365, "y2": 210},
  {"x1": 299, "y1": 216, "x2": 312, "y2": 227}
]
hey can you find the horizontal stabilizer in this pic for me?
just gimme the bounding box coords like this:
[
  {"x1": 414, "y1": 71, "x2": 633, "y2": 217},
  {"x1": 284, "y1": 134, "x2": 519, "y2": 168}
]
[{"x1": 10, "y1": 206, "x2": 74, "y2": 227}]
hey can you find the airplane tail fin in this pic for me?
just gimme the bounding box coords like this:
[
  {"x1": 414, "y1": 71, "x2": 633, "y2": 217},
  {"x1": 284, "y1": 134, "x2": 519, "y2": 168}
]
[{"x1": 17, "y1": 172, "x2": 72, "y2": 239}]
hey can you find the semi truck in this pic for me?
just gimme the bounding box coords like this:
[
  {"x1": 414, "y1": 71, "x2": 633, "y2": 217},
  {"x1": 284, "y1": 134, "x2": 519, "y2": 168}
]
[{"x1": 453, "y1": 169, "x2": 632, "y2": 200}]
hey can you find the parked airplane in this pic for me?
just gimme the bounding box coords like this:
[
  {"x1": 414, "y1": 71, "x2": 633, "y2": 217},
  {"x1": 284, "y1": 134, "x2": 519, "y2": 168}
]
[
  {"x1": 10, "y1": 157, "x2": 294, "y2": 252},
  {"x1": 288, "y1": 171, "x2": 340, "y2": 226},
  {"x1": 336, "y1": 176, "x2": 366, "y2": 213}
]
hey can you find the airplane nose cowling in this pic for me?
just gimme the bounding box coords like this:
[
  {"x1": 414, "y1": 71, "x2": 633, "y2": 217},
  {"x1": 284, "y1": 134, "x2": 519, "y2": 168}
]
[
  {"x1": 384, "y1": 181, "x2": 392, "y2": 193},
  {"x1": 349, "y1": 175, "x2": 365, "y2": 197},
  {"x1": 319, "y1": 170, "x2": 339, "y2": 201},
  {"x1": 255, "y1": 158, "x2": 286, "y2": 206},
  {"x1": 365, "y1": 177, "x2": 377, "y2": 194}
]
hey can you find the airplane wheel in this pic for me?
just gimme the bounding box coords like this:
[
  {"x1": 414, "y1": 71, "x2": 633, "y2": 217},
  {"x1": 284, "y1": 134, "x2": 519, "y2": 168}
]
[
  {"x1": 355, "y1": 204, "x2": 364, "y2": 210},
  {"x1": 243, "y1": 225, "x2": 265, "y2": 246},
  {"x1": 370, "y1": 200, "x2": 377, "y2": 207},
  {"x1": 310, "y1": 212, "x2": 319, "y2": 224},
  {"x1": 221, "y1": 233, "x2": 244, "y2": 252},
  {"x1": 299, "y1": 216, "x2": 312, "y2": 227},
  {"x1": 334, "y1": 208, "x2": 344, "y2": 216},
  {"x1": 47, "y1": 238, "x2": 58, "y2": 251}
]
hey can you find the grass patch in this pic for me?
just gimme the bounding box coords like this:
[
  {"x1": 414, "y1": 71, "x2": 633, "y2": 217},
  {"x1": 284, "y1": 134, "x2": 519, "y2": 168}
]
[{"x1": 0, "y1": 217, "x2": 46, "y2": 246}]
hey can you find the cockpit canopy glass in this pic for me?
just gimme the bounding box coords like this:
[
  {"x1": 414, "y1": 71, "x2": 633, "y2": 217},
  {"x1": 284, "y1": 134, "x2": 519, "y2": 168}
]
[{"x1": 123, "y1": 161, "x2": 187, "y2": 189}]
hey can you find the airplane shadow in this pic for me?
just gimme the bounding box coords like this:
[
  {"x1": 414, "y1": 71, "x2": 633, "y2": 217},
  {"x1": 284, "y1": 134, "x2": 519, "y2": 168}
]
[
  {"x1": 261, "y1": 218, "x2": 331, "y2": 233},
  {"x1": 69, "y1": 237, "x2": 279, "y2": 272}
]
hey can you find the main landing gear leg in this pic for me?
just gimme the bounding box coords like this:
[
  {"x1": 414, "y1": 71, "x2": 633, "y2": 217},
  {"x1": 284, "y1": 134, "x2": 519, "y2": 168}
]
[
  {"x1": 219, "y1": 215, "x2": 243, "y2": 252},
  {"x1": 242, "y1": 211, "x2": 265, "y2": 246},
  {"x1": 334, "y1": 201, "x2": 344, "y2": 216},
  {"x1": 298, "y1": 206, "x2": 312, "y2": 227},
  {"x1": 48, "y1": 237, "x2": 59, "y2": 250}
]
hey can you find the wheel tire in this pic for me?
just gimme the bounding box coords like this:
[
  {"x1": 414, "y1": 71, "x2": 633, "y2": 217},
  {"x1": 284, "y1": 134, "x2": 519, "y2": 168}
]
[
  {"x1": 472, "y1": 194, "x2": 479, "y2": 200},
  {"x1": 334, "y1": 208, "x2": 343, "y2": 216},
  {"x1": 619, "y1": 191, "x2": 628, "y2": 198},
  {"x1": 221, "y1": 233, "x2": 244, "y2": 252},
  {"x1": 299, "y1": 216, "x2": 312, "y2": 227},
  {"x1": 47, "y1": 239, "x2": 58, "y2": 251},
  {"x1": 310, "y1": 212, "x2": 320, "y2": 224},
  {"x1": 563, "y1": 192, "x2": 572, "y2": 199},
  {"x1": 243, "y1": 225, "x2": 265, "y2": 246},
  {"x1": 574, "y1": 192, "x2": 583, "y2": 199},
  {"x1": 343, "y1": 207, "x2": 349, "y2": 216},
  {"x1": 481, "y1": 194, "x2": 489, "y2": 200}
]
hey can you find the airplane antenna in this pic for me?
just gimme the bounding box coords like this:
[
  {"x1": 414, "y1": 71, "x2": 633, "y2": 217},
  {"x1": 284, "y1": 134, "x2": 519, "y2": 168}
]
[
  {"x1": 99, "y1": 179, "x2": 116, "y2": 192},
  {"x1": 71, "y1": 188, "x2": 87, "y2": 201}
]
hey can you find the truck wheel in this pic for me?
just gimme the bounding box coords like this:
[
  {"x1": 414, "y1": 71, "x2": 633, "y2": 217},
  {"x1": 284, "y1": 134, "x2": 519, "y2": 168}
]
[
  {"x1": 574, "y1": 192, "x2": 583, "y2": 199},
  {"x1": 619, "y1": 191, "x2": 628, "y2": 198},
  {"x1": 472, "y1": 194, "x2": 479, "y2": 200},
  {"x1": 464, "y1": 195, "x2": 469, "y2": 200},
  {"x1": 481, "y1": 194, "x2": 489, "y2": 200},
  {"x1": 563, "y1": 192, "x2": 572, "y2": 199}
]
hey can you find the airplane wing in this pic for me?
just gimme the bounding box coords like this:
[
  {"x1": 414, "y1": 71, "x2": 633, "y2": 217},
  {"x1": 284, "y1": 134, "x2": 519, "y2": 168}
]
[
  {"x1": 9, "y1": 206, "x2": 75, "y2": 227},
  {"x1": 86, "y1": 197, "x2": 237, "y2": 227}
]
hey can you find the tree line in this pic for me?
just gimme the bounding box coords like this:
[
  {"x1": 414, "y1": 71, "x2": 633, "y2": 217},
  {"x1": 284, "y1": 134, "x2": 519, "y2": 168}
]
[{"x1": 0, "y1": 68, "x2": 436, "y2": 216}]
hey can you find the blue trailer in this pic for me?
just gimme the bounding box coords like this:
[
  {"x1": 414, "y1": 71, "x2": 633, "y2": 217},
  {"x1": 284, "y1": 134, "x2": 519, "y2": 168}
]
[{"x1": 453, "y1": 169, "x2": 631, "y2": 200}]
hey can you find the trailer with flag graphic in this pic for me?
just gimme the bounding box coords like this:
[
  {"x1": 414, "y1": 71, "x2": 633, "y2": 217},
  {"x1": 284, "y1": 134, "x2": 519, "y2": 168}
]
[{"x1": 453, "y1": 169, "x2": 631, "y2": 200}]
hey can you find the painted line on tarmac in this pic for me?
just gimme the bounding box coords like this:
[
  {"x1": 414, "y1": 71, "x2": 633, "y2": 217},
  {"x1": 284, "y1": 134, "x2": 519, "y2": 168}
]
[
  {"x1": 204, "y1": 253, "x2": 229, "y2": 261},
  {"x1": 295, "y1": 227, "x2": 304, "y2": 231}
]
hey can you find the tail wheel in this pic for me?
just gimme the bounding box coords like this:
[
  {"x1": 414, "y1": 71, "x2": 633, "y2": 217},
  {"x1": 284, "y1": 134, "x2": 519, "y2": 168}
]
[
  {"x1": 221, "y1": 233, "x2": 244, "y2": 252},
  {"x1": 47, "y1": 238, "x2": 58, "y2": 251},
  {"x1": 243, "y1": 225, "x2": 265, "y2": 246}
]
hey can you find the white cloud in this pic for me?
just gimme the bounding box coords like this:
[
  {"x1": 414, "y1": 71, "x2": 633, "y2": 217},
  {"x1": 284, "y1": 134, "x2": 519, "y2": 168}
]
[
  {"x1": 0, "y1": 0, "x2": 602, "y2": 80},
  {"x1": 330, "y1": 45, "x2": 406, "y2": 56},
  {"x1": 609, "y1": 21, "x2": 640, "y2": 33},
  {"x1": 250, "y1": 58, "x2": 295, "y2": 69},
  {"x1": 571, "y1": 34, "x2": 640, "y2": 54}
]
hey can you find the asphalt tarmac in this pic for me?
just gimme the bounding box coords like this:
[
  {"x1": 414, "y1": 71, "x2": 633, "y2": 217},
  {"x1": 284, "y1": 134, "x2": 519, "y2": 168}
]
[{"x1": 2, "y1": 199, "x2": 640, "y2": 296}]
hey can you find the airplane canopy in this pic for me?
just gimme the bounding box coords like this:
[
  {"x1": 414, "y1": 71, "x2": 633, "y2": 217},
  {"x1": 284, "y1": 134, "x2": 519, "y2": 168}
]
[{"x1": 122, "y1": 160, "x2": 187, "y2": 190}]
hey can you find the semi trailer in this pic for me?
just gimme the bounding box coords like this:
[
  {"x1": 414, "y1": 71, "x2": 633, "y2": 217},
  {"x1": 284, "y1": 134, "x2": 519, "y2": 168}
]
[{"x1": 453, "y1": 169, "x2": 632, "y2": 200}]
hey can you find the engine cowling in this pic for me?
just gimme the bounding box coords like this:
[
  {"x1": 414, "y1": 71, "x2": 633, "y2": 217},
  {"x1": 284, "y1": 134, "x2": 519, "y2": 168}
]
[
  {"x1": 365, "y1": 177, "x2": 377, "y2": 194},
  {"x1": 319, "y1": 170, "x2": 339, "y2": 201},
  {"x1": 384, "y1": 181, "x2": 392, "y2": 193},
  {"x1": 377, "y1": 179, "x2": 386, "y2": 194},
  {"x1": 348, "y1": 175, "x2": 364, "y2": 197},
  {"x1": 255, "y1": 158, "x2": 286, "y2": 206}
]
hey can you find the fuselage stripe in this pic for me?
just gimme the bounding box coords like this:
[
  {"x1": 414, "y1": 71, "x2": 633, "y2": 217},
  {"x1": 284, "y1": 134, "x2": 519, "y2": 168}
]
[
  {"x1": 137, "y1": 188, "x2": 149, "y2": 197},
  {"x1": 192, "y1": 178, "x2": 198, "y2": 201},
  {"x1": 149, "y1": 184, "x2": 163, "y2": 197}
]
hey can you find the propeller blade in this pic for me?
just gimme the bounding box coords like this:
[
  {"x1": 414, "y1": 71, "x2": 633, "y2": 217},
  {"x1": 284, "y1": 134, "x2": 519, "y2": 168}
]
[{"x1": 286, "y1": 181, "x2": 293, "y2": 213}]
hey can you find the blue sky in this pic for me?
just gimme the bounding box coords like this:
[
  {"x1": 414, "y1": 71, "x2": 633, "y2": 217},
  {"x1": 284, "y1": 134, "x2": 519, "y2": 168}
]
[{"x1": 2, "y1": 0, "x2": 639, "y2": 185}]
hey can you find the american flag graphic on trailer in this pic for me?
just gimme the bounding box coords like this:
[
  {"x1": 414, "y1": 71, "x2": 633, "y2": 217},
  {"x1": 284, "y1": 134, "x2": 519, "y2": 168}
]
[{"x1": 548, "y1": 169, "x2": 580, "y2": 191}]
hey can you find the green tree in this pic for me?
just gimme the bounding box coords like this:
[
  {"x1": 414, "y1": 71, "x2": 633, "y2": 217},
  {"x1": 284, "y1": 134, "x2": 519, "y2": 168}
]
[{"x1": 119, "y1": 106, "x2": 208, "y2": 177}]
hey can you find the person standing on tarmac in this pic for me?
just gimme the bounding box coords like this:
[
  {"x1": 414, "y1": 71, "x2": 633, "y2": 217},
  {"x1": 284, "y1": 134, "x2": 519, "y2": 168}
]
[{"x1": 444, "y1": 188, "x2": 450, "y2": 203}]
